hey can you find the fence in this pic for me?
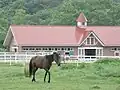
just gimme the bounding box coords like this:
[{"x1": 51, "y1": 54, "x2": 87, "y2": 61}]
[
  {"x1": 0, "y1": 52, "x2": 120, "y2": 65},
  {"x1": 0, "y1": 52, "x2": 53, "y2": 65}
]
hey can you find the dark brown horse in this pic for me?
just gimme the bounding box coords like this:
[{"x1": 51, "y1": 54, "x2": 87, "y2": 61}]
[{"x1": 29, "y1": 52, "x2": 61, "y2": 83}]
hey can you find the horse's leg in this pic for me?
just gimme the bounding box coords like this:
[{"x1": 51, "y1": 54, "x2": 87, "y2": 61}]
[
  {"x1": 32, "y1": 68, "x2": 38, "y2": 82},
  {"x1": 48, "y1": 70, "x2": 50, "y2": 83},
  {"x1": 44, "y1": 71, "x2": 47, "y2": 82},
  {"x1": 44, "y1": 69, "x2": 50, "y2": 83}
]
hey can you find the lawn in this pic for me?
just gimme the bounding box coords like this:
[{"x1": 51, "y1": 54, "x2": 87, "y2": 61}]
[{"x1": 0, "y1": 59, "x2": 120, "y2": 90}]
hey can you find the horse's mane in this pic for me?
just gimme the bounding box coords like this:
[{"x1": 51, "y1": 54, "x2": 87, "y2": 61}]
[
  {"x1": 45, "y1": 54, "x2": 54, "y2": 62},
  {"x1": 31, "y1": 56, "x2": 38, "y2": 60}
]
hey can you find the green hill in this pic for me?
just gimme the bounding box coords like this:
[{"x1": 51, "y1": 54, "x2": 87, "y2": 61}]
[{"x1": 0, "y1": 0, "x2": 120, "y2": 49}]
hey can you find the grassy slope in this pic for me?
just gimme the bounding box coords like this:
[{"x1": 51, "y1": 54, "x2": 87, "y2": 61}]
[{"x1": 0, "y1": 60, "x2": 120, "y2": 90}]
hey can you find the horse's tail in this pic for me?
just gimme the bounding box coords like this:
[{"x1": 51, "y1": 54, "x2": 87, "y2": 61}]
[{"x1": 29, "y1": 58, "x2": 33, "y2": 77}]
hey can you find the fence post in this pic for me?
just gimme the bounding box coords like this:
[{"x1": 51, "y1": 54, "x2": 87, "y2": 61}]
[
  {"x1": 76, "y1": 56, "x2": 79, "y2": 67},
  {"x1": 25, "y1": 52, "x2": 28, "y2": 63},
  {"x1": 15, "y1": 53, "x2": 17, "y2": 63},
  {"x1": 77, "y1": 61, "x2": 78, "y2": 67},
  {"x1": 4, "y1": 52, "x2": 6, "y2": 63},
  {"x1": 10, "y1": 55, "x2": 11, "y2": 65}
]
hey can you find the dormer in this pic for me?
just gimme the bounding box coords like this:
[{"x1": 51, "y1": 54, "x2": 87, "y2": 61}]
[{"x1": 76, "y1": 12, "x2": 87, "y2": 28}]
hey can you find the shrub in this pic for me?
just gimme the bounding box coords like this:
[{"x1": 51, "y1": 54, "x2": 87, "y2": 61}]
[
  {"x1": 24, "y1": 62, "x2": 29, "y2": 77},
  {"x1": 94, "y1": 58, "x2": 120, "y2": 77},
  {"x1": 91, "y1": 85, "x2": 101, "y2": 89},
  {"x1": 60, "y1": 63, "x2": 86, "y2": 70},
  {"x1": 95, "y1": 58, "x2": 120, "y2": 64},
  {"x1": 60, "y1": 64, "x2": 76, "y2": 70}
]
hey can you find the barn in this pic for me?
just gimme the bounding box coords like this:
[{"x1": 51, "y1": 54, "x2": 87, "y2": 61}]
[{"x1": 3, "y1": 13, "x2": 120, "y2": 57}]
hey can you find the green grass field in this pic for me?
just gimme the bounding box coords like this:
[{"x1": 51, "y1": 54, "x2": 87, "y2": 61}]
[{"x1": 1, "y1": 59, "x2": 120, "y2": 90}]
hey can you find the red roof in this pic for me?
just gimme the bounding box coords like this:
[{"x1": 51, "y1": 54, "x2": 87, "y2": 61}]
[
  {"x1": 4, "y1": 25, "x2": 120, "y2": 47},
  {"x1": 86, "y1": 26, "x2": 120, "y2": 46},
  {"x1": 76, "y1": 12, "x2": 87, "y2": 22},
  {"x1": 11, "y1": 25, "x2": 84, "y2": 46}
]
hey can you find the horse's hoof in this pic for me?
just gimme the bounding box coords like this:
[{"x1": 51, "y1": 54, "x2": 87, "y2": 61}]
[
  {"x1": 32, "y1": 81, "x2": 36, "y2": 82},
  {"x1": 32, "y1": 80, "x2": 36, "y2": 82},
  {"x1": 48, "y1": 81, "x2": 50, "y2": 83},
  {"x1": 44, "y1": 79, "x2": 46, "y2": 83}
]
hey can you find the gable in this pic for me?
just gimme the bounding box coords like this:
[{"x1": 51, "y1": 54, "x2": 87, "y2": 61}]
[
  {"x1": 10, "y1": 37, "x2": 17, "y2": 46},
  {"x1": 80, "y1": 31, "x2": 104, "y2": 46},
  {"x1": 3, "y1": 27, "x2": 18, "y2": 47},
  {"x1": 87, "y1": 26, "x2": 120, "y2": 46},
  {"x1": 3, "y1": 28, "x2": 12, "y2": 46}
]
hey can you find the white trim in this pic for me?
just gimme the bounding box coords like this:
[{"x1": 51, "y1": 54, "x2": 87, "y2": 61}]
[
  {"x1": 12, "y1": 46, "x2": 18, "y2": 49},
  {"x1": 19, "y1": 44, "x2": 79, "y2": 46},
  {"x1": 80, "y1": 31, "x2": 104, "y2": 46},
  {"x1": 3, "y1": 27, "x2": 11, "y2": 46},
  {"x1": 77, "y1": 22, "x2": 82, "y2": 26},
  {"x1": 11, "y1": 46, "x2": 18, "y2": 52},
  {"x1": 78, "y1": 47, "x2": 103, "y2": 49},
  {"x1": 10, "y1": 26, "x2": 18, "y2": 46},
  {"x1": 78, "y1": 47, "x2": 103, "y2": 57},
  {"x1": 77, "y1": 22, "x2": 87, "y2": 27},
  {"x1": 85, "y1": 22, "x2": 87, "y2": 26}
]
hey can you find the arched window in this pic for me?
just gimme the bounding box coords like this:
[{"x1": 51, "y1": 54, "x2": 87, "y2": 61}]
[{"x1": 114, "y1": 51, "x2": 120, "y2": 56}]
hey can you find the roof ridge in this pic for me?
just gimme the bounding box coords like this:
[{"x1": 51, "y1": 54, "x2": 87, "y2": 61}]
[
  {"x1": 87, "y1": 26, "x2": 120, "y2": 27},
  {"x1": 10, "y1": 25, "x2": 75, "y2": 27}
]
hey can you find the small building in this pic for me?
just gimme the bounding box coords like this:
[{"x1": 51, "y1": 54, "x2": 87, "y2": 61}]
[{"x1": 3, "y1": 13, "x2": 120, "y2": 56}]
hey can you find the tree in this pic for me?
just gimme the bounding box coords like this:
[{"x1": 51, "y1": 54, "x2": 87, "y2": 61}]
[{"x1": 12, "y1": 9, "x2": 26, "y2": 24}]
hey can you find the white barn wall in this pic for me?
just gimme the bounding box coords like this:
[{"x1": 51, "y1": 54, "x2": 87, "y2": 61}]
[
  {"x1": 103, "y1": 47, "x2": 120, "y2": 56},
  {"x1": 9, "y1": 37, "x2": 17, "y2": 51}
]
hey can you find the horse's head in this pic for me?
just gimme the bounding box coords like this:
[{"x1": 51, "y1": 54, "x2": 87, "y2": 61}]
[{"x1": 53, "y1": 52, "x2": 61, "y2": 66}]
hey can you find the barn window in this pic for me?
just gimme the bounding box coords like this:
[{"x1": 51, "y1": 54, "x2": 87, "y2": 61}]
[
  {"x1": 58, "y1": 48, "x2": 61, "y2": 50},
  {"x1": 65, "y1": 52, "x2": 69, "y2": 55},
  {"x1": 114, "y1": 48, "x2": 117, "y2": 50},
  {"x1": 70, "y1": 48, "x2": 73, "y2": 50},
  {"x1": 64, "y1": 48, "x2": 67, "y2": 50},
  {"x1": 49, "y1": 48, "x2": 51, "y2": 50},
  {"x1": 14, "y1": 48, "x2": 17, "y2": 52},
  {"x1": 62, "y1": 48, "x2": 64, "y2": 50},
  {"x1": 111, "y1": 48, "x2": 117, "y2": 51},
  {"x1": 115, "y1": 53, "x2": 119, "y2": 56},
  {"x1": 51, "y1": 48, "x2": 54, "y2": 50},
  {"x1": 55, "y1": 48, "x2": 57, "y2": 51},
  {"x1": 38, "y1": 48, "x2": 41, "y2": 50},
  {"x1": 87, "y1": 38, "x2": 90, "y2": 44},
  {"x1": 82, "y1": 22, "x2": 85, "y2": 25},
  {"x1": 36, "y1": 48, "x2": 39, "y2": 50},
  {"x1": 91, "y1": 38, "x2": 94, "y2": 44},
  {"x1": 68, "y1": 48, "x2": 70, "y2": 51},
  {"x1": 114, "y1": 51, "x2": 120, "y2": 56},
  {"x1": 86, "y1": 37, "x2": 95, "y2": 45},
  {"x1": 24, "y1": 48, "x2": 28, "y2": 50}
]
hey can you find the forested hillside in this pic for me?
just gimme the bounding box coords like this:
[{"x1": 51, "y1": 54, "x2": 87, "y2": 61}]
[{"x1": 0, "y1": 0, "x2": 120, "y2": 49}]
